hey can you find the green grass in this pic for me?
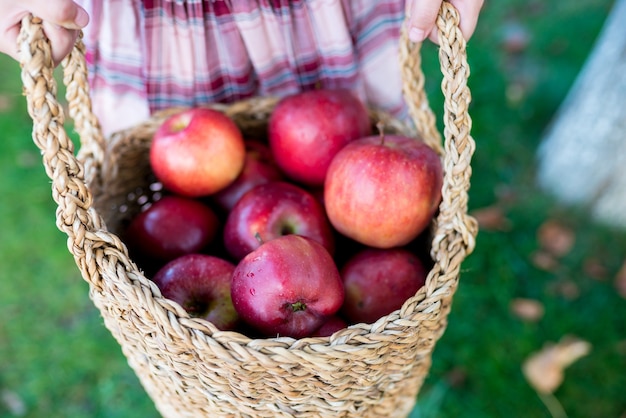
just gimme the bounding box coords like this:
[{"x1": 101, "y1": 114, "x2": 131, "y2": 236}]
[
  {"x1": 0, "y1": 60, "x2": 159, "y2": 417},
  {"x1": 1, "y1": 1, "x2": 624, "y2": 417}
]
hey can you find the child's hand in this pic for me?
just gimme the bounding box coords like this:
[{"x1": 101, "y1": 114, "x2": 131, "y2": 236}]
[
  {"x1": 406, "y1": 0, "x2": 484, "y2": 44},
  {"x1": 0, "y1": 0, "x2": 89, "y2": 64}
]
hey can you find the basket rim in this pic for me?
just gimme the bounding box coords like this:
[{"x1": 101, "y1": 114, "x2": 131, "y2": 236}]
[{"x1": 96, "y1": 98, "x2": 441, "y2": 351}]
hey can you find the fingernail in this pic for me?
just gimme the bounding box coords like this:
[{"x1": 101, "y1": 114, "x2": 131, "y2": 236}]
[
  {"x1": 409, "y1": 27, "x2": 426, "y2": 43},
  {"x1": 74, "y1": 8, "x2": 89, "y2": 28}
]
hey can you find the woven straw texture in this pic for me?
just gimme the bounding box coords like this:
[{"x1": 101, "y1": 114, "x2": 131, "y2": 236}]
[{"x1": 18, "y1": 3, "x2": 477, "y2": 417}]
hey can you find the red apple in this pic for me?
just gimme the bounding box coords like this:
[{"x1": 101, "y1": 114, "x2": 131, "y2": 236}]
[
  {"x1": 212, "y1": 140, "x2": 283, "y2": 211},
  {"x1": 125, "y1": 195, "x2": 220, "y2": 262},
  {"x1": 152, "y1": 254, "x2": 240, "y2": 330},
  {"x1": 311, "y1": 315, "x2": 348, "y2": 337},
  {"x1": 268, "y1": 89, "x2": 371, "y2": 186},
  {"x1": 340, "y1": 247, "x2": 427, "y2": 324},
  {"x1": 223, "y1": 181, "x2": 335, "y2": 260},
  {"x1": 324, "y1": 134, "x2": 442, "y2": 248},
  {"x1": 231, "y1": 234, "x2": 344, "y2": 338},
  {"x1": 150, "y1": 107, "x2": 246, "y2": 197}
]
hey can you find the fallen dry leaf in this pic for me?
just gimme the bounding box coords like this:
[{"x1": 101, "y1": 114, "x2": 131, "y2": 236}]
[
  {"x1": 510, "y1": 298, "x2": 544, "y2": 322},
  {"x1": 583, "y1": 258, "x2": 608, "y2": 281},
  {"x1": 16, "y1": 151, "x2": 39, "y2": 168},
  {"x1": 537, "y1": 220, "x2": 575, "y2": 257},
  {"x1": 445, "y1": 367, "x2": 467, "y2": 388},
  {"x1": 531, "y1": 250, "x2": 560, "y2": 272},
  {"x1": 500, "y1": 21, "x2": 531, "y2": 53},
  {"x1": 470, "y1": 205, "x2": 512, "y2": 231},
  {"x1": 494, "y1": 183, "x2": 518, "y2": 205},
  {"x1": 0, "y1": 94, "x2": 13, "y2": 112},
  {"x1": 546, "y1": 280, "x2": 580, "y2": 300},
  {"x1": 615, "y1": 261, "x2": 626, "y2": 299},
  {"x1": 506, "y1": 82, "x2": 527, "y2": 107},
  {"x1": 522, "y1": 336, "x2": 591, "y2": 394},
  {"x1": 0, "y1": 389, "x2": 27, "y2": 416}
]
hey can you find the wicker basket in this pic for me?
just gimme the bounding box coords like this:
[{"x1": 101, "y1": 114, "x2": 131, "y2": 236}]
[{"x1": 18, "y1": 4, "x2": 477, "y2": 417}]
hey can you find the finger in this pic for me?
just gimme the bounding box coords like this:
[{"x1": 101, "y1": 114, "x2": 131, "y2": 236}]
[
  {"x1": 3, "y1": 20, "x2": 78, "y2": 65},
  {"x1": 41, "y1": 21, "x2": 79, "y2": 65},
  {"x1": 448, "y1": 0, "x2": 484, "y2": 41},
  {"x1": 22, "y1": 0, "x2": 89, "y2": 30},
  {"x1": 406, "y1": 0, "x2": 443, "y2": 43},
  {"x1": 0, "y1": 14, "x2": 78, "y2": 66}
]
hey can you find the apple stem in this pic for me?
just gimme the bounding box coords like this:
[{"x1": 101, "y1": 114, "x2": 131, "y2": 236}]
[
  {"x1": 376, "y1": 121, "x2": 386, "y2": 146},
  {"x1": 291, "y1": 301, "x2": 306, "y2": 312},
  {"x1": 171, "y1": 113, "x2": 192, "y2": 132},
  {"x1": 254, "y1": 232, "x2": 264, "y2": 245}
]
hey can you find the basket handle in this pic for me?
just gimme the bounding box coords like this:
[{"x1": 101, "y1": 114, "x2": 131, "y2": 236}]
[
  {"x1": 17, "y1": 4, "x2": 477, "y2": 262},
  {"x1": 18, "y1": 16, "x2": 133, "y2": 277},
  {"x1": 401, "y1": 2, "x2": 478, "y2": 256}
]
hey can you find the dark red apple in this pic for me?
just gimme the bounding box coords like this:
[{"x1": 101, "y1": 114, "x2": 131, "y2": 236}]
[
  {"x1": 311, "y1": 315, "x2": 348, "y2": 337},
  {"x1": 324, "y1": 134, "x2": 442, "y2": 248},
  {"x1": 152, "y1": 254, "x2": 240, "y2": 330},
  {"x1": 125, "y1": 195, "x2": 220, "y2": 261},
  {"x1": 150, "y1": 107, "x2": 246, "y2": 197},
  {"x1": 340, "y1": 247, "x2": 427, "y2": 324},
  {"x1": 268, "y1": 89, "x2": 371, "y2": 186},
  {"x1": 231, "y1": 234, "x2": 344, "y2": 338},
  {"x1": 212, "y1": 140, "x2": 283, "y2": 211},
  {"x1": 223, "y1": 181, "x2": 335, "y2": 260}
]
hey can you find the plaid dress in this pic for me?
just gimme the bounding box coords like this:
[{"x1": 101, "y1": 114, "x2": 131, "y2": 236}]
[{"x1": 77, "y1": 0, "x2": 408, "y2": 136}]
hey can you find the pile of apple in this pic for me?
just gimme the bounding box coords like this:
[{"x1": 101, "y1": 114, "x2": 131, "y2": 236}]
[{"x1": 123, "y1": 89, "x2": 443, "y2": 339}]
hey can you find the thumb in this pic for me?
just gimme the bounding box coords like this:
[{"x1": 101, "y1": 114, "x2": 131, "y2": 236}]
[
  {"x1": 41, "y1": 20, "x2": 81, "y2": 64},
  {"x1": 19, "y1": 1, "x2": 89, "y2": 64},
  {"x1": 22, "y1": 0, "x2": 89, "y2": 30},
  {"x1": 406, "y1": 0, "x2": 443, "y2": 43}
]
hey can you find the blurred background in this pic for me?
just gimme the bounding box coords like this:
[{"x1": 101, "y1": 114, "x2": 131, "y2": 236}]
[{"x1": 1, "y1": 0, "x2": 624, "y2": 417}]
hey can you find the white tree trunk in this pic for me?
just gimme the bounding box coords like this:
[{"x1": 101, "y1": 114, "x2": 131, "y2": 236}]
[{"x1": 537, "y1": 0, "x2": 626, "y2": 227}]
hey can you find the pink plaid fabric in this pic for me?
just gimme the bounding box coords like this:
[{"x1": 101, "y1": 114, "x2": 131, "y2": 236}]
[{"x1": 77, "y1": 0, "x2": 408, "y2": 136}]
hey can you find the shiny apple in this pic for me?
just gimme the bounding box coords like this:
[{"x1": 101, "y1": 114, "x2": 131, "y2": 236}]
[
  {"x1": 324, "y1": 134, "x2": 442, "y2": 248},
  {"x1": 223, "y1": 181, "x2": 335, "y2": 260},
  {"x1": 125, "y1": 195, "x2": 220, "y2": 262},
  {"x1": 268, "y1": 89, "x2": 371, "y2": 186},
  {"x1": 150, "y1": 107, "x2": 246, "y2": 197},
  {"x1": 231, "y1": 235, "x2": 344, "y2": 338},
  {"x1": 340, "y1": 247, "x2": 427, "y2": 324},
  {"x1": 152, "y1": 254, "x2": 240, "y2": 330}
]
